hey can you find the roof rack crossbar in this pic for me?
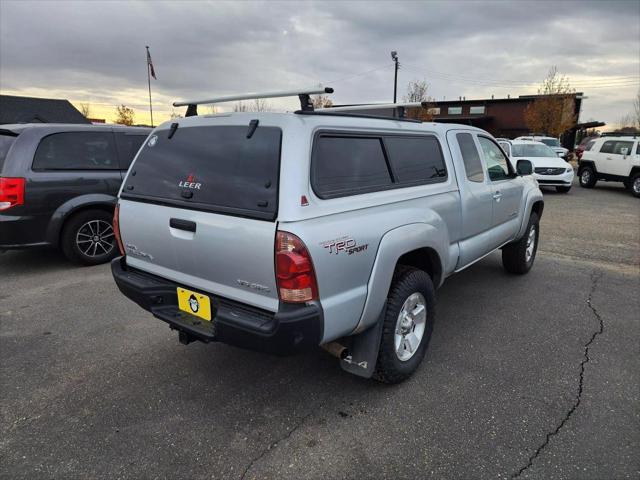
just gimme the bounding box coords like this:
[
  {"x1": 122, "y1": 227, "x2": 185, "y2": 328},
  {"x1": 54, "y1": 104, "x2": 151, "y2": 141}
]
[
  {"x1": 319, "y1": 101, "x2": 431, "y2": 114},
  {"x1": 294, "y1": 110, "x2": 422, "y2": 123},
  {"x1": 174, "y1": 86, "x2": 333, "y2": 116}
]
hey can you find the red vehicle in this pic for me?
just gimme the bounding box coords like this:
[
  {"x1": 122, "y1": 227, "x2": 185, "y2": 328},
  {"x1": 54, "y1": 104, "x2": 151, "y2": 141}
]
[{"x1": 575, "y1": 136, "x2": 598, "y2": 161}]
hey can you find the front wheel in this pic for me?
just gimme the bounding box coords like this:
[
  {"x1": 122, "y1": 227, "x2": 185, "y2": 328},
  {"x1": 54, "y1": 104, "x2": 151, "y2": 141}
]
[
  {"x1": 373, "y1": 267, "x2": 435, "y2": 384},
  {"x1": 579, "y1": 167, "x2": 597, "y2": 188},
  {"x1": 502, "y1": 212, "x2": 539, "y2": 274},
  {"x1": 556, "y1": 186, "x2": 571, "y2": 193}
]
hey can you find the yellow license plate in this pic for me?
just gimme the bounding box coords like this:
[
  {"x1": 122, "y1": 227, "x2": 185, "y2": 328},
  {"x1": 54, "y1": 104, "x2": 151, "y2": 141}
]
[{"x1": 177, "y1": 287, "x2": 212, "y2": 321}]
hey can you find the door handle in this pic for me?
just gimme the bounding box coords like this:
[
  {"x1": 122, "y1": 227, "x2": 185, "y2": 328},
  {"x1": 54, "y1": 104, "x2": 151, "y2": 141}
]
[
  {"x1": 169, "y1": 218, "x2": 196, "y2": 232},
  {"x1": 606, "y1": 156, "x2": 612, "y2": 160},
  {"x1": 493, "y1": 192, "x2": 502, "y2": 201}
]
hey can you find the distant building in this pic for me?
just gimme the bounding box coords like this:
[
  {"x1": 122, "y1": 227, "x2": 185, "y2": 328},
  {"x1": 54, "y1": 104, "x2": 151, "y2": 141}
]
[
  {"x1": 0, "y1": 95, "x2": 90, "y2": 125},
  {"x1": 333, "y1": 93, "x2": 603, "y2": 150}
]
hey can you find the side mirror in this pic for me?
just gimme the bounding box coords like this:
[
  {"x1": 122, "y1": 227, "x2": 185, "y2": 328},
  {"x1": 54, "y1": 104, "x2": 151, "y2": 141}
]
[{"x1": 516, "y1": 159, "x2": 533, "y2": 175}]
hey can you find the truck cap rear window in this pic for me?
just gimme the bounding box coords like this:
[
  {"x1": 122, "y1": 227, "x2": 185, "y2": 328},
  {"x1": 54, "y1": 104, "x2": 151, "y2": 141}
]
[{"x1": 121, "y1": 125, "x2": 281, "y2": 220}]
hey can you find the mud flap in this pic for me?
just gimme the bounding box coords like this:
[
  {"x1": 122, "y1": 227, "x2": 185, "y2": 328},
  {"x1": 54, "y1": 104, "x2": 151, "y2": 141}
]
[{"x1": 340, "y1": 309, "x2": 385, "y2": 379}]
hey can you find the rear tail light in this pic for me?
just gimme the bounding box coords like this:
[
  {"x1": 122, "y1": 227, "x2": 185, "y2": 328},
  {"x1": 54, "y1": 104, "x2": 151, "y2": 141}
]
[
  {"x1": 275, "y1": 231, "x2": 318, "y2": 303},
  {"x1": 0, "y1": 177, "x2": 25, "y2": 211},
  {"x1": 113, "y1": 203, "x2": 125, "y2": 255}
]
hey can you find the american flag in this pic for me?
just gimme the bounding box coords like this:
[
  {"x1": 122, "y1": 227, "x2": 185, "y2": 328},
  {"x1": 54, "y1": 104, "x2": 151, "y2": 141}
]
[{"x1": 146, "y1": 47, "x2": 157, "y2": 80}]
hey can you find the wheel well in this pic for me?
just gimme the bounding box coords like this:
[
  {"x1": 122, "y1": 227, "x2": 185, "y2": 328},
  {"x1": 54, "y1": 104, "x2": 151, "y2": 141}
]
[
  {"x1": 577, "y1": 161, "x2": 596, "y2": 174},
  {"x1": 531, "y1": 200, "x2": 544, "y2": 220},
  {"x1": 630, "y1": 167, "x2": 640, "y2": 178},
  {"x1": 397, "y1": 248, "x2": 442, "y2": 287},
  {"x1": 59, "y1": 204, "x2": 115, "y2": 241}
]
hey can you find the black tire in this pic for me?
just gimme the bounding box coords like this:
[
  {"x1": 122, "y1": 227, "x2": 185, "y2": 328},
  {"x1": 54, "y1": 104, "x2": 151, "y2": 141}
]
[
  {"x1": 61, "y1": 209, "x2": 118, "y2": 265},
  {"x1": 373, "y1": 267, "x2": 435, "y2": 384},
  {"x1": 502, "y1": 212, "x2": 540, "y2": 275},
  {"x1": 579, "y1": 166, "x2": 597, "y2": 188},
  {"x1": 630, "y1": 173, "x2": 640, "y2": 198},
  {"x1": 556, "y1": 186, "x2": 571, "y2": 193}
]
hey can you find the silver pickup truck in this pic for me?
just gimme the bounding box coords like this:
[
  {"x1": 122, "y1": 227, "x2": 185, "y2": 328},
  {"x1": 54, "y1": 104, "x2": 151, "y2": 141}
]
[{"x1": 111, "y1": 91, "x2": 543, "y2": 383}]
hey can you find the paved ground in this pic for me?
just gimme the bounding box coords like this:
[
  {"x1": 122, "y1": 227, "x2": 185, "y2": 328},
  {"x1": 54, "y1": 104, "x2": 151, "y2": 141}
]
[{"x1": 1, "y1": 179, "x2": 639, "y2": 480}]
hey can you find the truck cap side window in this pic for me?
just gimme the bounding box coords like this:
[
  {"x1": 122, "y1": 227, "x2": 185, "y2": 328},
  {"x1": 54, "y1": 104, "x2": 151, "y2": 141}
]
[{"x1": 311, "y1": 133, "x2": 447, "y2": 199}]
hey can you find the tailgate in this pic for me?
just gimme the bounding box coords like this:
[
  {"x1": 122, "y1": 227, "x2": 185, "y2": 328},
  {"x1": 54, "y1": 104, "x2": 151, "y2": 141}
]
[
  {"x1": 119, "y1": 199, "x2": 279, "y2": 312},
  {"x1": 116, "y1": 122, "x2": 283, "y2": 313}
]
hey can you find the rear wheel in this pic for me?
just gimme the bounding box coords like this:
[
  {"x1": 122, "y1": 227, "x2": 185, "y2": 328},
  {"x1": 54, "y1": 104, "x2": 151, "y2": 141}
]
[
  {"x1": 630, "y1": 173, "x2": 640, "y2": 198},
  {"x1": 579, "y1": 166, "x2": 597, "y2": 188},
  {"x1": 61, "y1": 209, "x2": 118, "y2": 265},
  {"x1": 556, "y1": 186, "x2": 571, "y2": 193},
  {"x1": 373, "y1": 267, "x2": 435, "y2": 384},
  {"x1": 502, "y1": 212, "x2": 539, "y2": 274}
]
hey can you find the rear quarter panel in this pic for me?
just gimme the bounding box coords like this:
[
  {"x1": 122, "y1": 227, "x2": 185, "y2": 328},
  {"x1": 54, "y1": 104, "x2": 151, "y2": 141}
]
[{"x1": 279, "y1": 126, "x2": 462, "y2": 343}]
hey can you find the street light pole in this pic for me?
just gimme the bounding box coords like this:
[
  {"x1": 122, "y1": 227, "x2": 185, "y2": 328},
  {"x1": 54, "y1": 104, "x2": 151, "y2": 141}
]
[{"x1": 391, "y1": 51, "x2": 399, "y2": 103}]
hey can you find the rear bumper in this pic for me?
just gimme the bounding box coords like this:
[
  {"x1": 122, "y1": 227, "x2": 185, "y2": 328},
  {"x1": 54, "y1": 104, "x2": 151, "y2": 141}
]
[
  {"x1": 111, "y1": 256, "x2": 323, "y2": 355},
  {"x1": 0, "y1": 213, "x2": 50, "y2": 249}
]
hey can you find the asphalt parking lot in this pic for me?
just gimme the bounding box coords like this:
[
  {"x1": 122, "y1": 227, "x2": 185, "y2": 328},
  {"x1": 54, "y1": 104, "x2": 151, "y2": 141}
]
[{"x1": 1, "y1": 180, "x2": 638, "y2": 480}]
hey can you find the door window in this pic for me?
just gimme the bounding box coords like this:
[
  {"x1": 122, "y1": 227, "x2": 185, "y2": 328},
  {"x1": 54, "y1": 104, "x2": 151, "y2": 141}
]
[
  {"x1": 613, "y1": 141, "x2": 634, "y2": 156},
  {"x1": 456, "y1": 133, "x2": 485, "y2": 183},
  {"x1": 115, "y1": 133, "x2": 148, "y2": 169},
  {"x1": 599, "y1": 141, "x2": 615, "y2": 154},
  {"x1": 478, "y1": 136, "x2": 511, "y2": 181},
  {"x1": 33, "y1": 131, "x2": 118, "y2": 170}
]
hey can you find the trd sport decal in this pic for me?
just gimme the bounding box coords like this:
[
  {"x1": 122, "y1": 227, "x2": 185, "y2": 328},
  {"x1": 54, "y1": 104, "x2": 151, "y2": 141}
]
[{"x1": 320, "y1": 236, "x2": 368, "y2": 255}]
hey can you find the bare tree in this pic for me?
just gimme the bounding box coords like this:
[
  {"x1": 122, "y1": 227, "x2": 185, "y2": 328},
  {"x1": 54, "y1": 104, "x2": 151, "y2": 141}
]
[
  {"x1": 252, "y1": 98, "x2": 271, "y2": 112},
  {"x1": 79, "y1": 103, "x2": 91, "y2": 118},
  {"x1": 233, "y1": 99, "x2": 271, "y2": 112},
  {"x1": 403, "y1": 80, "x2": 430, "y2": 102},
  {"x1": 524, "y1": 66, "x2": 577, "y2": 137},
  {"x1": 233, "y1": 101, "x2": 248, "y2": 112},
  {"x1": 312, "y1": 95, "x2": 333, "y2": 109},
  {"x1": 403, "y1": 79, "x2": 434, "y2": 120},
  {"x1": 115, "y1": 105, "x2": 135, "y2": 126},
  {"x1": 169, "y1": 109, "x2": 183, "y2": 120}
]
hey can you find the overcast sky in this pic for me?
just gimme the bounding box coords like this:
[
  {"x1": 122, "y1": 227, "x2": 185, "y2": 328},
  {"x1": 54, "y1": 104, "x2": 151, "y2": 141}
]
[{"x1": 1, "y1": 0, "x2": 638, "y2": 127}]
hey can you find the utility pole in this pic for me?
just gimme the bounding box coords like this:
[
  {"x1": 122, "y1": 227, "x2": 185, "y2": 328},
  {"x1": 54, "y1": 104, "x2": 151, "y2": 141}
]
[{"x1": 391, "y1": 51, "x2": 399, "y2": 103}]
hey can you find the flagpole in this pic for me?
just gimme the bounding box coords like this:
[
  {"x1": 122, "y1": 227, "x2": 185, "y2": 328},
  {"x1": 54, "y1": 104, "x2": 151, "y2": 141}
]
[{"x1": 146, "y1": 45, "x2": 154, "y2": 127}]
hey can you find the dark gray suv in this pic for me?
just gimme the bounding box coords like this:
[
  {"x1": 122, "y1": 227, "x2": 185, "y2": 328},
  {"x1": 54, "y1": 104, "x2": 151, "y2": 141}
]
[{"x1": 0, "y1": 123, "x2": 150, "y2": 264}]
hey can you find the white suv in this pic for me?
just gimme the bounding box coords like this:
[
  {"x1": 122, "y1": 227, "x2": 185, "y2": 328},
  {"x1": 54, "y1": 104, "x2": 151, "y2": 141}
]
[
  {"x1": 516, "y1": 135, "x2": 568, "y2": 159},
  {"x1": 499, "y1": 140, "x2": 574, "y2": 193},
  {"x1": 578, "y1": 135, "x2": 640, "y2": 197}
]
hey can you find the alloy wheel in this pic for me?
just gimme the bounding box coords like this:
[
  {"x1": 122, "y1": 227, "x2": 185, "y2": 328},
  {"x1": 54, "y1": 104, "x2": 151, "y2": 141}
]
[
  {"x1": 76, "y1": 220, "x2": 115, "y2": 258},
  {"x1": 394, "y1": 292, "x2": 427, "y2": 362},
  {"x1": 525, "y1": 225, "x2": 537, "y2": 262}
]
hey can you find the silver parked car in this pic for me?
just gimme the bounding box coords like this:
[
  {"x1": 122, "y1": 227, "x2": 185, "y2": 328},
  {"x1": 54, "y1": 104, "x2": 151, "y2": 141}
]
[{"x1": 111, "y1": 89, "x2": 544, "y2": 383}]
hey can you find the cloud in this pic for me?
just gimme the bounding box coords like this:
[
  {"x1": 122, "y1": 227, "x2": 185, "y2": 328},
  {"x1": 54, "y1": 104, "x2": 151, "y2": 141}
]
[{"x1": 0, "y1": 0, "x2": 638, "y2": 125}]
